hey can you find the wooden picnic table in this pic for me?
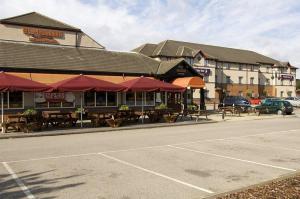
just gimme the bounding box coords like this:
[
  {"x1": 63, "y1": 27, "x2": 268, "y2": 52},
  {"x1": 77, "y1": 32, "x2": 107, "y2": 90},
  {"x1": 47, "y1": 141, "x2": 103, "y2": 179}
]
[
  {"x1": 178, "y1": 109, "x2": 208, "y2": 121},
  {"x1": 2, "y1": 114, "x2": 42, "y2": 133},
  {"x1": 87, "y1": 110, "x2": 116, "y2": 127},
  {"x1": 46, "y1": 112, "x2": 77, "y2": 127}
]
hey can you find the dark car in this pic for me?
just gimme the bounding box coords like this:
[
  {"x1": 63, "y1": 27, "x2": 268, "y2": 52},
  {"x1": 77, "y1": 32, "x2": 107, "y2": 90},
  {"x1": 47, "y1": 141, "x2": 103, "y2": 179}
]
[
  {"x1": 219, "y1": 96, "x2": 251, "y2": 111},
  {"x1": 255, "y1": 100, "x2": 293, "y2": 115}
]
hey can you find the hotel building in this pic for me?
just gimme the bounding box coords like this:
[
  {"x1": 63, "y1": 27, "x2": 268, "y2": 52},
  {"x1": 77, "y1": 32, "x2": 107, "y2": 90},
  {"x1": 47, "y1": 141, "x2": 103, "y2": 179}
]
[{"x1": 133, "y1": 40, "x2": 297, "y2": 103}]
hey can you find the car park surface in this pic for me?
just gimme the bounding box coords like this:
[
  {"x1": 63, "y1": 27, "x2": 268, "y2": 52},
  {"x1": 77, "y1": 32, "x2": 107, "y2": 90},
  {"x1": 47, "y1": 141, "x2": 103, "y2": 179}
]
[{"x1": 0, "y1": 116, "x2": 300, "y2": 199}]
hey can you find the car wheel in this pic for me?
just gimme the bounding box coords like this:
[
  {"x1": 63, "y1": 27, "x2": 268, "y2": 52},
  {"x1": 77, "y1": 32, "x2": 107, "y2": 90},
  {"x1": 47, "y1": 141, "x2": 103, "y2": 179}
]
[{"x1": 277, "y1": 110, "x2": 283, "y2": 115}]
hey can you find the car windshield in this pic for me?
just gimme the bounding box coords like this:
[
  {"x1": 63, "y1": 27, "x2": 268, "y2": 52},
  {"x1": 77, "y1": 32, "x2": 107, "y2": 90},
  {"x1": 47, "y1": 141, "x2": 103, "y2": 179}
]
[{"x1": 283, "y1": 101, "x2": 291, "y2": 106}]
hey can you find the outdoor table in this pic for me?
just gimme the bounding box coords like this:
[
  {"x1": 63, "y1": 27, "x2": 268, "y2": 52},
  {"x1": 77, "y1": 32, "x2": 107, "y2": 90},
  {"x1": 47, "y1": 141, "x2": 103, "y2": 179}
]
[
  {"x1": 1, "y1": 114, "x2": 38, "y2": 133},
  {"x1": 47, "y1": 112, "x2": 77, "y2": 127},
  {"x1": 88, "y1": 110, "x2": 116, "y2": 127},
  {"x1": 178, "y1": 109, "x2": 208, "y2": 121},
  {"x1": 116, "y1": 110, "x2": 139, "y2": 123}
]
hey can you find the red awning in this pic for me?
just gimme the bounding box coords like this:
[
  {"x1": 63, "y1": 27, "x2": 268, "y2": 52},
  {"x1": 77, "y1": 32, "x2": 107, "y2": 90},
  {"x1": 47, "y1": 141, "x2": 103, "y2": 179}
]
[
  {"x1": 120, "y1": 76, "x2": 185, "y2": 92},
  {"x1": 49, "y1": 74, "x2": 125, "y2": 92},
  {"x1": 0, "y1": 71, "x2": 50, "y2": 92}
]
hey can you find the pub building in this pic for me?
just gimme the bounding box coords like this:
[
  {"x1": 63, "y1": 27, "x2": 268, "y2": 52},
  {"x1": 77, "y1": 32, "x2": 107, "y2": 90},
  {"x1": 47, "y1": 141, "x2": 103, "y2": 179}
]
[{"x1": 0, "y1": 12, "x2": 205, "y2": 113}]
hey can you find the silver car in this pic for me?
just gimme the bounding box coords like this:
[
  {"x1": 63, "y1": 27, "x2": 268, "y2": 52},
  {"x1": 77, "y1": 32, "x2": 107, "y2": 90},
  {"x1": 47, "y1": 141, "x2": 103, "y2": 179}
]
[{"x1": 285, "y1": 97, "x2": 300, "y2": 107}]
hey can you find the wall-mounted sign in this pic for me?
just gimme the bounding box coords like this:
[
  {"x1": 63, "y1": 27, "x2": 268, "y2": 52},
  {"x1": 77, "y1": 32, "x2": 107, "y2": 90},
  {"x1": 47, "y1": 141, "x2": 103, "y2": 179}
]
[
  {"x1": 35, "y1": 92, "x2": 75, "y2": 103},
  {"x1": 23, "y1": 27, "x2": 64, "y2": 44},
  {"x1": 278, "y1": 74, "x2": 294, "y2": 81},
  {"x1": 196, "y1": 68, "x2": 210, "y2": 76}
]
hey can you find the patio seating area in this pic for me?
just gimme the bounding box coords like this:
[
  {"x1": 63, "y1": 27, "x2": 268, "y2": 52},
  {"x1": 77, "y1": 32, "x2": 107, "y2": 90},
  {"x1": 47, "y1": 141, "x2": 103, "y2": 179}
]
[{"x1": 0, "y1": 72, "x2": 207, "y2": 134}]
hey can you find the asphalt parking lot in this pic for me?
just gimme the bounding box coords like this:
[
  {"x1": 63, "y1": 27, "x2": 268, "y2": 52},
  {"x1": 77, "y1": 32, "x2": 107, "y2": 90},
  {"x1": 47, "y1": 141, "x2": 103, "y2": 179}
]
[{"x1": 1, "y1": 116, "x2": 300, "y2": 199}]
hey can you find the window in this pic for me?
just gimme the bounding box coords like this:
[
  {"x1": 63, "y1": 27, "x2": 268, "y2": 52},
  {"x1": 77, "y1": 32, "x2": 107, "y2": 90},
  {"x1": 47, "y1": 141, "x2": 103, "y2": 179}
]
[
  {"x1": 280, "y1": 91, "x2": 284, "y2": 98},
  {"x1": 238, "y1": 76, "x2": 243, "y2": 84},
  {"x1": 239, "y1": 64, "x2": 243, "y2": 71},
  {"x1": 135, "y1": 92, "x2": 143, "y2": 106},
  {"x1": 1, "y1": 92, "x2": 23, "y2": 109},
  {"x1": 8, "y1": 92, "x2": 23, "y2": 108},
  {"x1": 84, "y1": 92, "x2": 117, "y2": 107},
  {"x1": 204, "y1": 76, "x2": 209, "y2": 82},
  {"x1": 126, "y1": 92, "x2": 135, "y2": 106},
  {"x1": 250, "y1": 77, "x2": 254, "y2": 85},
  {"x1": 204, "y1": 90, "x2": 209, "y2": 99},
  {"x1": 266, "y1": 67, "x2": 270, "y2": 73},
  {"x1": 266, "y1": 79, "x2": 270, "y2": 85},
  {"x1": 215, "y1": 75, "x2": 218, "y2": 83},
  {"x1": 126, "y1": 92, "x2": 155, "y2": 106},
  {"x1": 224, "y1": 63, "x2": 229, "y2": 70},
  {"x1": 107, "y1": 92, "x2": 117, "y2": 106},
  {"x1": 287, "y1": 91, "x2": 292, "y2": 97},
  {"x1": 34, "y1": 92, "x2": 75, "y2": 108},
  {"x1": 239, "y1": 91, "x2": 243, "y2": 97},
  {"x1": 145, "y1": 92, "x2": 155, "y2": 106},
  {"x1": 226, "y1": 76, "x2": 231, "y2": 84},
  {"x1": 96, "y1": 92, "x2": 106, "y2": 106},
  {"x1": 84, "y1": 92, "x2": 95, "y2": 107},
  {"x1": 204, "y1": 59, "x2": 208, "y2": 66},
  {"x1": 250, "y1": 65, "x2": 254, "y2": 71}
]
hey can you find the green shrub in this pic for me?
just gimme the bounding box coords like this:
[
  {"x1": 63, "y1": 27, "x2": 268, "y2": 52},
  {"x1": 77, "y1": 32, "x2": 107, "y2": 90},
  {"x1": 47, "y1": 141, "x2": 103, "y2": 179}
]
[
  {"x1": 119, "y1": 105, "x2": 129, "y2": 111},
  {"x1": 75, "y1": 107, "x2": 85, "y2": 113},
  {"x1": 23, "y1": 108, "x2": 37, "y2": 116},
  {"x1": 155, "y1": 103, "x2": 167, "y2": 110}
]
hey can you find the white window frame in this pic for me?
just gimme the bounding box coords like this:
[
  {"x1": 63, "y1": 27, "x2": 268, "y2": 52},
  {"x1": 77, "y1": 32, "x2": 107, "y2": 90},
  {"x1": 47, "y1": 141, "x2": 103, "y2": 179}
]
[
  {"x1": 85, "y1": 91, "x2": 118, "y2": 108},
  {"x1": 2, "y1": 91, "x2": 24, "y2": 110},
  {"x1": 125, "y1": 92, "x2": 155, "y2": 107}
]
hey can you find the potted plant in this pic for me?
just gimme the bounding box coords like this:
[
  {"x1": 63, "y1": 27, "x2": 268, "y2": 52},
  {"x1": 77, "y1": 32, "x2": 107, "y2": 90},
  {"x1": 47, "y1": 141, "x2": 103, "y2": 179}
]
[
  {"x1": 23, "y1": 108, "x2": 37, "y2": 116},
  {"x1": 155, "y1": 103, "x2": 167, "y2": 110},
  {"x1": 75, "y1": 107, "x2": 87, "y2": 119},
  {"x1": 119, "y1": 104, "x2": 129, "y2": 111}
]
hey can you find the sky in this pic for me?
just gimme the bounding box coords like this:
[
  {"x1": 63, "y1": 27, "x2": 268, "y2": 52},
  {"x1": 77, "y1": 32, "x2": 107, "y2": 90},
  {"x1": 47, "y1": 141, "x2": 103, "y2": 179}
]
[{"x1": 0, "y1": 0, "x2": 300, "y2": 78}]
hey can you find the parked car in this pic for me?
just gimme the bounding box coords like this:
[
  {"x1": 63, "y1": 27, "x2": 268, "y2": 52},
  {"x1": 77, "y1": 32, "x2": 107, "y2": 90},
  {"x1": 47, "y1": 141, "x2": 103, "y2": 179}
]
[
  {"x1": 255, "y1": 100, "x2": 293, "y2": 115},
  {"x1": 219, "y1": 96, "x2": 251, "y2": 111},
  {"x1": 285, "y1": 97, "x2": 300, "y2": 107},
  {"x1": 261, "y1": 97, "x2": 280, "y2": 104}
]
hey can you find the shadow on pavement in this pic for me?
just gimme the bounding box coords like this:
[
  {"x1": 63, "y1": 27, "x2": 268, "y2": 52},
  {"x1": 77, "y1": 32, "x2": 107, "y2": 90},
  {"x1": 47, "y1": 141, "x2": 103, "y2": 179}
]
[{"x1": 0, "y1": 169, "x2": 85, "y2": 199}]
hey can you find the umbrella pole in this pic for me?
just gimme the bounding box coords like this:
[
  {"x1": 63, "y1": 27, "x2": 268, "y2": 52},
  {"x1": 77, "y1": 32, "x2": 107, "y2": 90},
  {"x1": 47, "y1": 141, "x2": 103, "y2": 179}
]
[
  {"x1": 1, "y1": 92, "x2": 3, "y2": 133},
  {"x1": 80, "y1": 92, "x2": 83, "y2": 128},
  {"x1": 142, "y1": 92, "x2": 144, "y2": 124}
]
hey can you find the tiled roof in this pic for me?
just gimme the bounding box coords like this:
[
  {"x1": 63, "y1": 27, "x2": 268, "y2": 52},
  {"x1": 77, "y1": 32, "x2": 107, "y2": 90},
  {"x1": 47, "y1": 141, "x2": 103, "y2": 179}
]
[
  {"x1": 133, "y1": 40, "x2": 282, "y2": 65},
  {"x1": 0, "y1": 41, "x2": 190, "y2": 75},
  {"x1": 0, "y1": 12, "x2": 81, "y2": 32}
]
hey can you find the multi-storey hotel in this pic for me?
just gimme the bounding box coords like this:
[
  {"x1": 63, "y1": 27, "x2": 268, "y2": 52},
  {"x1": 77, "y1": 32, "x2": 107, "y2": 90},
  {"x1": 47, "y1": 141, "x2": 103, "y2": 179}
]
[{"x1": 133, "y1": 40, "x2": 297, "y2": 103}]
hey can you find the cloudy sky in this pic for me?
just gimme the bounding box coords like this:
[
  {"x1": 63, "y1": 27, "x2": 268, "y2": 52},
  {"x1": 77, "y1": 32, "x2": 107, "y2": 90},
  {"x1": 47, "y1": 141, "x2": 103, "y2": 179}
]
[{"x1": 1, "y1": 0, "x2": 300, "y2": 77}]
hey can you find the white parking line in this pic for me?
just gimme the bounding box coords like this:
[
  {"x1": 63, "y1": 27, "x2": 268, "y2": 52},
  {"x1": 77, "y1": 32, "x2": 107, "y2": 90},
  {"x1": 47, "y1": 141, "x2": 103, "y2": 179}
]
[
  {"x1": 2, "y1": 162, "x2": 35, "y2": 199},
  {"x1": 5, "y1": 152, "x2": 99, "y2": 164},
  {"x1": 3, "y1": 128, "x2": 299, "y2": 164},
  {"x1": 220, "y1": 139, "x2": 300, "y2": 152},
  {"x1": 168, "y1": 145, "x2": 296, "y2": 172},
  {"x1": 97, "y1": 152, "x2": 214, "y2": 194}
]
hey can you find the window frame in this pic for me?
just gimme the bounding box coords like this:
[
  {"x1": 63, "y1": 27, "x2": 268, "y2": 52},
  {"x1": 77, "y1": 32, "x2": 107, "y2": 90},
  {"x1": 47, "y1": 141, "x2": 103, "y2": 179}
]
[
  {"x1": 85, "y1": 91, "x2": 118, "y2": 108},
  {"x1": 34, "y1": 92, "x2": 75, "y2": 109},
  {"x1": 2, "y1": 91, "x2": 24, "y2": 110},
  {"x1": 125, "y1": 92, "x2": 155, "y2": 107}
]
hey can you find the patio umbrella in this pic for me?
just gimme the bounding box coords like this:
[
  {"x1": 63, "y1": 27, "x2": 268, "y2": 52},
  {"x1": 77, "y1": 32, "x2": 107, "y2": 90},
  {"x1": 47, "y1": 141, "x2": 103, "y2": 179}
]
[
  {"x1": 0, "y1": 71, "x2": 50, "y2": 132},
  {"x1": 120, "y1": 76, "x2": 185, "y2": 123},
  {"x1": 49, "y1": 74, "x2": 125, "y2": 127}
]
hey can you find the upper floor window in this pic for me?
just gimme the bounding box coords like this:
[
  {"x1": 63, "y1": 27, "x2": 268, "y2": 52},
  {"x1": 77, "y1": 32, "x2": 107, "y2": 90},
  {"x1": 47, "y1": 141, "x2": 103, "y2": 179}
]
[
  {"x1": 238, "y1": 76, "x2": 243, "y2": 84},
  {"x1": 250, "y1": 77, "x2": 254, "y2": 85},
  {"x1": 204, "y1": 59, "x2": 208, "y2": 66},
  {"x1": 266, "y1": 67, "x2": 270, "y2": 73},
  {"x1": 226, "y1": 76, "x2": 231, "y2": 84},
  {"x1": 250, "y1": 65, "x2": 254, "y2": 71},
  {"x1": 266, "y1": 79, "x2": 270, "y2": 85},
  {"x1": 239, "y1": 64, "x2": 243, "y2": 71}
]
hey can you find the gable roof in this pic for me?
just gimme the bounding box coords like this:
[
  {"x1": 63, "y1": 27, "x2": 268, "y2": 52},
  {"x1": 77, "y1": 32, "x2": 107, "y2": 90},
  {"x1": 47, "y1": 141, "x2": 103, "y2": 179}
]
[
  {"x1": 0, "y1": 12, "x2": 81, "y2": 32},
  {"x1": 0, "y1": 41, "x2": 194, "y2": 76},
  {"x1": 133, "y1": 40, "x2": 282, "y2": 65}
]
